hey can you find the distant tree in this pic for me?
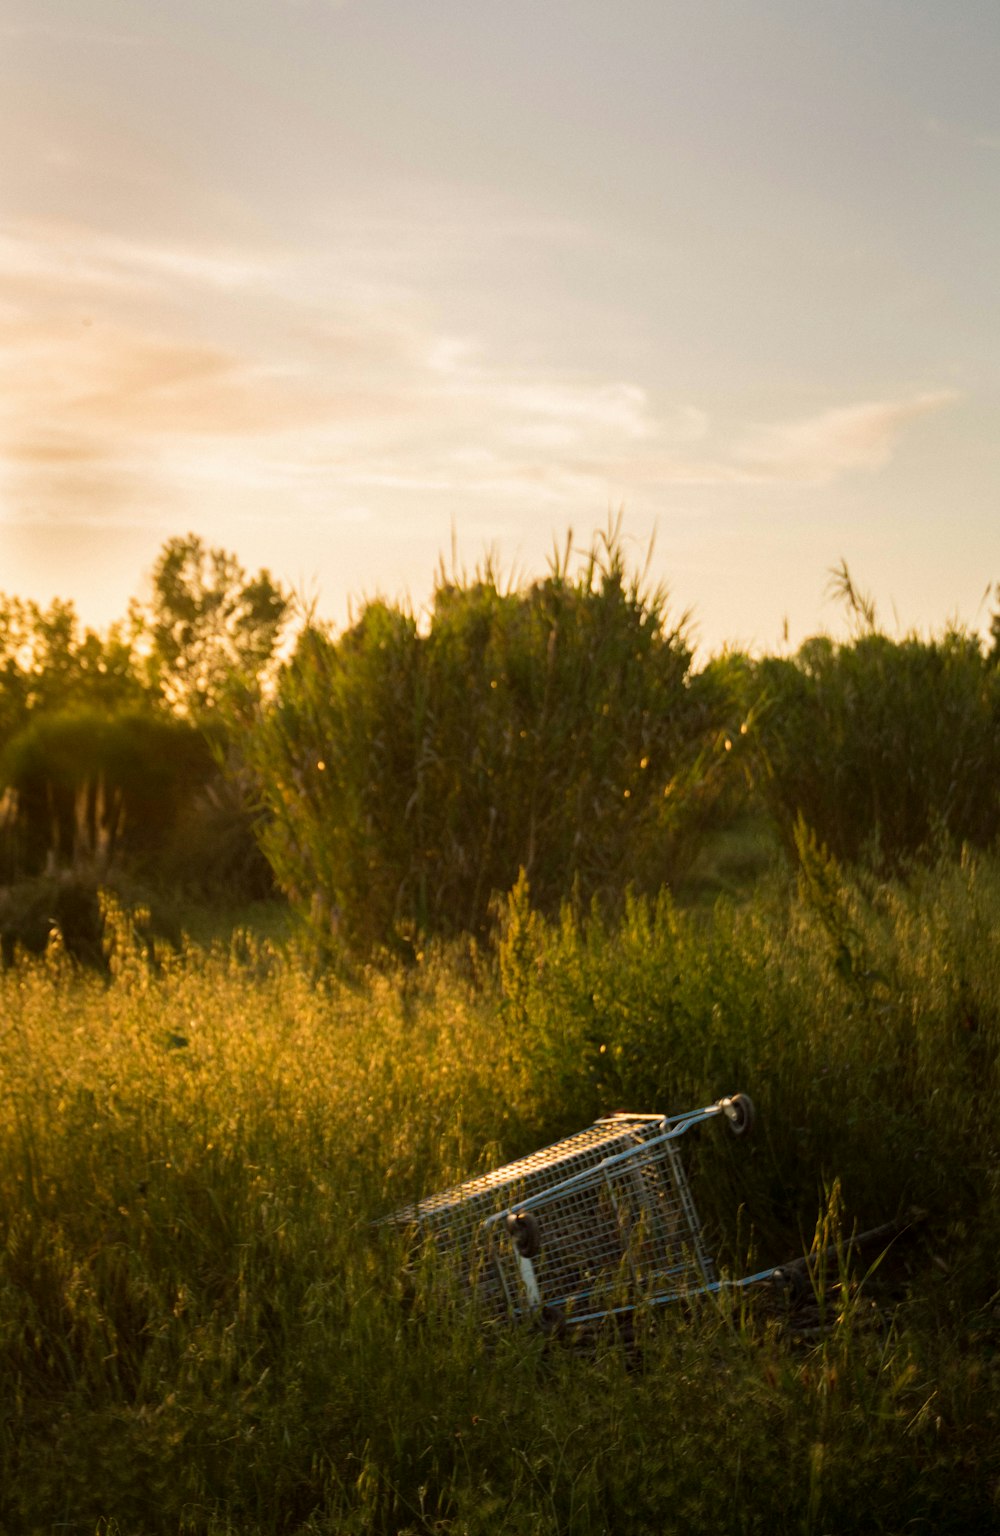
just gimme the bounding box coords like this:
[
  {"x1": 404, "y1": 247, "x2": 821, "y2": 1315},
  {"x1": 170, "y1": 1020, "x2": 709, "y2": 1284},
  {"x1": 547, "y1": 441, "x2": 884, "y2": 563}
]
[
  {"x1": 0, "y1": 598, "x2": 31, "y2": 743},
  {"x1": 989, "y1": 585, "x2": 1000, "y2": 665},
  {"x1": 0, "y1": 594, "x2": 146, "y2": 744},
  {"x1": 135, "y1": 535, "x2": 290, "y2": 718},
  {"x1": 0, "y1": 542, "x2": 288, "y2": 891}
]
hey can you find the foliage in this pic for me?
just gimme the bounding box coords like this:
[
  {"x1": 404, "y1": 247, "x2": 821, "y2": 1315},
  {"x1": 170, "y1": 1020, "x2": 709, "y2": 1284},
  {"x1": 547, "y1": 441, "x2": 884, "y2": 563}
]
[
  {"x1": 0, "y1": 537, "x2": 290, "y2": 896},
  {"x1": 2, "y1": 854, "x2": 1000, "y2": 1532},
  {"x1": 135, "y1": 533, "x2": 290, "y2": 719},
  {"x1": 496, "y1": 848, "x2": 1000, "y2": 1277},
  {"x1": 0, "y1": 871, "x2": 181, "y2": 968},
  {"x1": 747, "y1": 623, "x2": 1000, "y2": 867},
  {"x1": 0, "y1": 707, "x2": 216, "y2": 880},
  {"x1": 0, "y1": 593, "x2": 145, "y2": 744},
  {"x1": 156, "y1": 762, "x2": 278, "y2": 901},
  {"x1": 989, "y1": 583, "x2": 1000, "y2": 665},
  {"x1": 0, "y1": 536, "x2": 290, "y2": 737},
  {"x1": 246, "y1": 526, "x2": 734, "y2": 954}
]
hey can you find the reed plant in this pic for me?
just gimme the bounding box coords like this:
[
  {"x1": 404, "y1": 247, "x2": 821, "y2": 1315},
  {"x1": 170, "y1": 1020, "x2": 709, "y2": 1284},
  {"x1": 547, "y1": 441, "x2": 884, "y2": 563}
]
[
  {"x1": 245, "y1": 526, "x2": 732, "y2": 956},
  {"x1": 2, "y1": 856, "x2": 999, "y2": 1532},
  {"x1": 748, "y1": 625, "x2": 1000, "y2": 867}
]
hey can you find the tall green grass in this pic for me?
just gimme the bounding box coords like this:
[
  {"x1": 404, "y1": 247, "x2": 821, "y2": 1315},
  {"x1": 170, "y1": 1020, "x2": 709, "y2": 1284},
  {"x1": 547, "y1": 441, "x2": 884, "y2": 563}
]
[
  {"x1": 2, "y1": 863, "x2": 999, "y2": 1533},
  {"x1": 498, "y1": 845, "x2": 1000, "y2": 1298}
]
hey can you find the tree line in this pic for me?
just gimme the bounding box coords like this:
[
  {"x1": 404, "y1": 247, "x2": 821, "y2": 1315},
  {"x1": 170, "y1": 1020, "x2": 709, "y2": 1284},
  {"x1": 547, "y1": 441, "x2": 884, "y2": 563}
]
[
  {"x1": 2, "y1": 524, "x2": 1000, "y2": 962},
  {"x1": 0, "y1": 534, "x2": 288, "y2": 912}
]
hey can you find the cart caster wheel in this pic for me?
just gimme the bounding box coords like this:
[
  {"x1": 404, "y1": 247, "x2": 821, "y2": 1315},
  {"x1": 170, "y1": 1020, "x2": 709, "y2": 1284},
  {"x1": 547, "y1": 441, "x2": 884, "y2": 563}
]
[
  {"x1": 770, "y1": 1265, "x2": 807, "y2": 1303},
  {"x1": 721, "y1": 1093, "x2": 755, "y2": 1137},
  {"x1": 506, "y1": 1210, "x2": 541, "y2": 1258}
]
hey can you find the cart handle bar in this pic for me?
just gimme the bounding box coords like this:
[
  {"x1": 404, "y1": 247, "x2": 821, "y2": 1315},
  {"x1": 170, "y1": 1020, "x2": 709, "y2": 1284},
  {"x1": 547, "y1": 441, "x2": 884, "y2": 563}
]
[{"x1": 483, "y1": 1095, "x2": 754, "y2": 1227}]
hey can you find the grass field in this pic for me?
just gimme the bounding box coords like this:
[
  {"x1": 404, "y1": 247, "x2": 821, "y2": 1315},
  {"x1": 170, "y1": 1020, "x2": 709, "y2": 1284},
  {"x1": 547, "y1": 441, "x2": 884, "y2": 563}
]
[{"x1": 2, "y1": 857, "x2": 1000, "y2": 1534}]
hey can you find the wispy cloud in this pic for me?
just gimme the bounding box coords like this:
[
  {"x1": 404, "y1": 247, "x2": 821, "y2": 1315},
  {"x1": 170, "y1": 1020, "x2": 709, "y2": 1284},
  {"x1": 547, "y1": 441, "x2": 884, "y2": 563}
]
[
  {"x1": 0, "y1": 223, "x2": 289, "y2": 302},
  {"x1": 733, "y1": 392, "x2": 959, "y2": 485},
  {"x1": 0, "y1": 214, "x2": 963, "y2": 545}
]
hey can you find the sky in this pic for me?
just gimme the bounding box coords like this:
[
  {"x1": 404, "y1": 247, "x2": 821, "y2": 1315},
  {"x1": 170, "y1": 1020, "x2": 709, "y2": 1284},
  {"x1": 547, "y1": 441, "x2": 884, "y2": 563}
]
[{"x1": 1, "y1": 0, "x2": 998, "y2": 658}]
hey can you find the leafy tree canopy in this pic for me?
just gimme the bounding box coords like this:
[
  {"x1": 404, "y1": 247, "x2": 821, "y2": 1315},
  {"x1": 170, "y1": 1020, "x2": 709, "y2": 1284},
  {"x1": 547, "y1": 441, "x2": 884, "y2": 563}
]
[
  {"x1": 134, "y1": 534, "x2": 290, "y2": 718},
  {"x1": 0, "y1": 595, "x2": 145, "y2": 744}
]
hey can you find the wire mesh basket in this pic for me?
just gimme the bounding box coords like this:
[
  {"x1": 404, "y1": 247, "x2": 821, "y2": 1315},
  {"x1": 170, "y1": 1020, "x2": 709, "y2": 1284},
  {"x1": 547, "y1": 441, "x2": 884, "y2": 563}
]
[{"x1": 383, "y1": 1095, "x2": 773, "y2": 1325}]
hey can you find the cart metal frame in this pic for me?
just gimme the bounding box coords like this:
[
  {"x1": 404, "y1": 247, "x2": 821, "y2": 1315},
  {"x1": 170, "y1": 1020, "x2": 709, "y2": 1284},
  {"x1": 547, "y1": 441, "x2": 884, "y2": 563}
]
[{"x1": 385, "y1": 1096, "x2": 775, "y2": 1325}]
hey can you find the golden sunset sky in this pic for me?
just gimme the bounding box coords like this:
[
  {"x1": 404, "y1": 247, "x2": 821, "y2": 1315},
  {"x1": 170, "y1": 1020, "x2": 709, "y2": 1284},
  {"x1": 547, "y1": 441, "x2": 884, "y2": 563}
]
[{"x1": 2, "y1": 0, "x2": 998, "y2": 654}]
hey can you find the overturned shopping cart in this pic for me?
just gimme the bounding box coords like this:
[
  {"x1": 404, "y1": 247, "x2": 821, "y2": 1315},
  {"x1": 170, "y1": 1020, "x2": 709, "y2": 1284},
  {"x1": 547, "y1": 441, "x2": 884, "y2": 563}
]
[{"x1": 384, "y1": 1095, "x2": 777, "y2": 1326}]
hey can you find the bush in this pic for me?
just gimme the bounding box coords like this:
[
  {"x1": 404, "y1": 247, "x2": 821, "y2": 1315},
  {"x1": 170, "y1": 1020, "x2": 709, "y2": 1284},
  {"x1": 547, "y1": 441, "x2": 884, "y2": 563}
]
[
  {"x1": 0, "y1": 707, "x2": 274, "y2": 900},
  {"x1": 246, "y1": 528, "x2": 734, "y2": 954},
  {"x1": 749, "y1": 629, "x2": 1000, "y2": 867},
  {"x1": 0, "y1": 708, "x2": 216, "y2": 879}
]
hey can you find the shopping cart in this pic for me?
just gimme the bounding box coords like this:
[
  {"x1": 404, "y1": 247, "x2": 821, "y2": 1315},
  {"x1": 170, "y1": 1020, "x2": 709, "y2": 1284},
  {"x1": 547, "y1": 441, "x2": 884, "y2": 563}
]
[{"x1": 383, "y1": 1095, "x2": 776, "y2": 1325}]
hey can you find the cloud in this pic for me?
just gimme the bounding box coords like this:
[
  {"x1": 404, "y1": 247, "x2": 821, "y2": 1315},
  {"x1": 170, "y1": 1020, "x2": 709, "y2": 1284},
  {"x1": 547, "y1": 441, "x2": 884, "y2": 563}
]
[
  {"x1": 500, "y1": 382, "x2": 651, "y2": 444},
  {"x1": 733, "y1": 392, "x2": 959, "y2": 485},
  {"x1": 0, "y1": 222, "x2": 288, "y2": 304},
  {"x1": 0, "y1": 218, "x2": 428, "y2": 456},
  {"x1": 0, "y1": 214, "x2": 964, "y2": 551}
]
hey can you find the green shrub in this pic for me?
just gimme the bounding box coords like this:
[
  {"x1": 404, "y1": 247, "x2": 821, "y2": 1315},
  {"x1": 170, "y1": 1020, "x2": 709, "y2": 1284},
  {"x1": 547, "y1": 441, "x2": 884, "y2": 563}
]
[
  {"x1": 0, "y1": 707, "x2": 273, "y2": 899},
  {"x1": 749, "y1": 628, "x2": 1000, "y2": 867},
  {"x1": 246, "y1": 528, "x2": 733, "y2": 954},
  {"x1": 0, "y1": 707, "x2": 216, "y2": 879}
]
